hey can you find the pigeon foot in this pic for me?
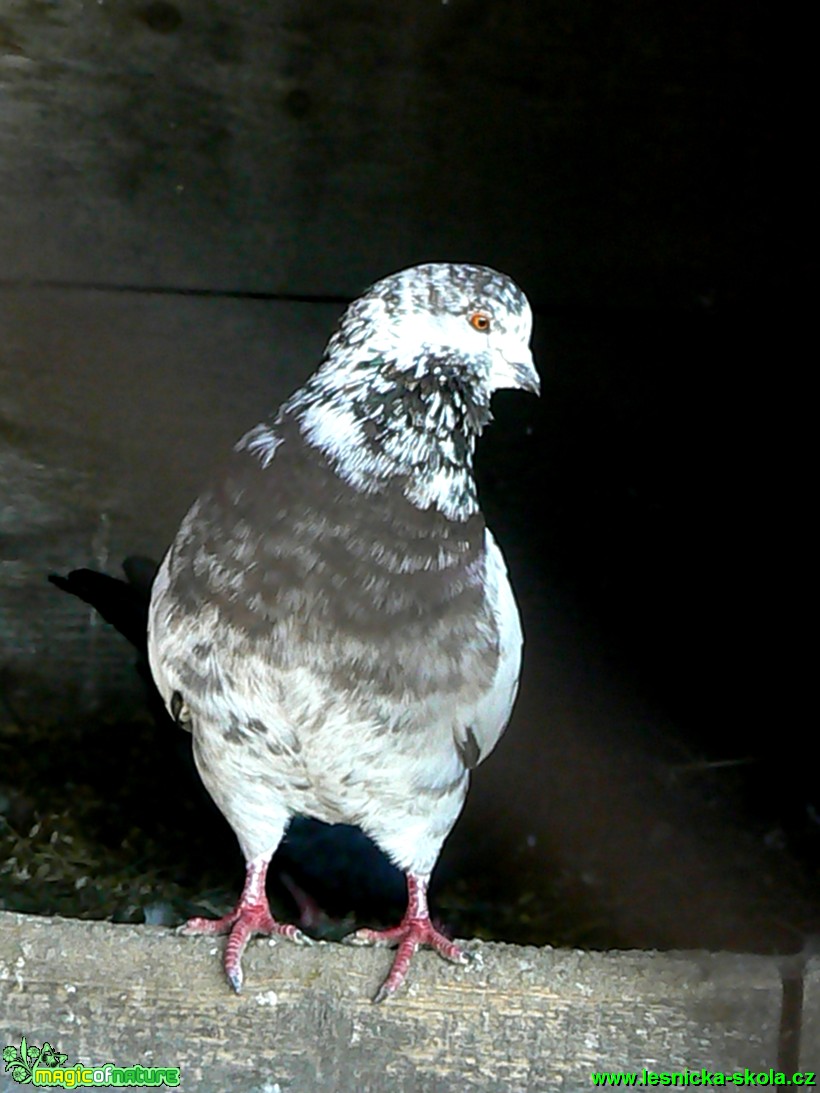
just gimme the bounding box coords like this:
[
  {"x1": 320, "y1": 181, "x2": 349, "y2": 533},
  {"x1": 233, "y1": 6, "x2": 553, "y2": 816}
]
[
  {"x1": 180, "y1": 854, "x2": 310, "y2": 992},
  {"x1": 344, "y1": 872, "x2": 467, "y2": 1002},
  {"x1": 349, "y1": 916, "x2": 467, "y2": 1003}
]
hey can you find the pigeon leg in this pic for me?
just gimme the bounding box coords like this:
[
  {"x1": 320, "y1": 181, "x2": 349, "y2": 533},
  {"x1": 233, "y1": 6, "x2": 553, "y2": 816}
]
[
  {"x1": 347, "y1": 872, "x2": 468, "y2": 1003},
  {"x1": 181, "y1": 853, "x2": 310, "y2": 992}
]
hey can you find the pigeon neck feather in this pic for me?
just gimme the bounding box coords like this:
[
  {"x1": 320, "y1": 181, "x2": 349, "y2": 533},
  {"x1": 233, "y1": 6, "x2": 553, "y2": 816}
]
[{"x1": 282, "y1": 348, "x2": 490, "y2": 523}]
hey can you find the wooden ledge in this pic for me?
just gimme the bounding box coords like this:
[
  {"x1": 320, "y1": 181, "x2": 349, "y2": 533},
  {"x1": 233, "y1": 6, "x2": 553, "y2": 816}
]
[{"x1": 2, "y1": 911, "x2": 817, "y2": 1090}]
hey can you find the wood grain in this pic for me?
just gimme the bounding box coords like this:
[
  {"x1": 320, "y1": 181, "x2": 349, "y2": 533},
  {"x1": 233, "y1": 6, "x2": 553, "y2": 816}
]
[{"x1": 0, "y1": 911, "x2": 786, "y2": 1091}]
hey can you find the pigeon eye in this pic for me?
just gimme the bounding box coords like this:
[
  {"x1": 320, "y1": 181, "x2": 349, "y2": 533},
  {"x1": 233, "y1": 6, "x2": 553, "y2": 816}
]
[{"x1": 468, "y1": 311, "x2": 491, "y2": 333}]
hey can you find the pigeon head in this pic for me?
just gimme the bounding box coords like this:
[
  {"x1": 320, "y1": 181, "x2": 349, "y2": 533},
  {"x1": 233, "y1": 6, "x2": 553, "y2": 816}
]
[
  {"x1": 274, "y1": 263, "x2": 539, "y2": 520},
  {"x1": 334, "y1": 262, "x2": 536, "y2": 394}
]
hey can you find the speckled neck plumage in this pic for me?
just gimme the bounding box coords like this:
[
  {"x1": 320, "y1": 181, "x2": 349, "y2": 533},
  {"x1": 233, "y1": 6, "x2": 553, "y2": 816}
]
[{"x1": 286, "y1": 351, "x2": 488, "y2": 521}]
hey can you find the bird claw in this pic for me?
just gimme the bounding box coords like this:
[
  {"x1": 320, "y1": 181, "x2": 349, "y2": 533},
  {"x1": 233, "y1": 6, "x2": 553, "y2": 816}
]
[
  {"x1": 459, "y1": 946, "x2": 478, "y2": 966},
  {"x1": 227, "y1": 963, "x2": 244, "y2": 994},
  {"x1": 289, "y1": 927, "x2": 315, "y2": 947},
  {"x1": 344, "y1": 916, "x2": 466, "y2": 1002},
  {"x1": 372, "y1": 980, "x2": 397, "y2": 1005}
]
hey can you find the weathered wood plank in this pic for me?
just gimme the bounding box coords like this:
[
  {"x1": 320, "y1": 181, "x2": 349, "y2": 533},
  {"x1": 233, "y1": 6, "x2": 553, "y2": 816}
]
[
  {"x1": 801, "y1": 956, "x2": 820, "y2": 1073},
  {"x1": 0, "y1": 911, "x2": 784, "y2": 1091}
]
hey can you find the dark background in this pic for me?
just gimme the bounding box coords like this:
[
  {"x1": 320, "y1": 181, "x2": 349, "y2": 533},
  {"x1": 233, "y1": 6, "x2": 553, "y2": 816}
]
[{"x1": 0, "y1": 0, "x2": 814, "y2": 955}]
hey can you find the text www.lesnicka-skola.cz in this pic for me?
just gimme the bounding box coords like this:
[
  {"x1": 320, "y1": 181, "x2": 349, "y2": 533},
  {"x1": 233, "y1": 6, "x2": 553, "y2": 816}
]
[{"x1": 590, "y1": 1069, "x2": 816, "y2": 1086}]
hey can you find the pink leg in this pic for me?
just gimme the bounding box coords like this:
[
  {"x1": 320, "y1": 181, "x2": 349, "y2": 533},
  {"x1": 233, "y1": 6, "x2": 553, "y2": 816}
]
[
  {"x1": 181, "y1": 854, "x2": 311, "y2": 992},
  {"x1": 346, "y1": 873, "x2": 468, "y2": 1003}
]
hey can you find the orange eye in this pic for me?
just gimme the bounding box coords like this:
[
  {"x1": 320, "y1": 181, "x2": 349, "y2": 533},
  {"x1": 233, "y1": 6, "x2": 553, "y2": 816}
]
[{"x1": 468, "y1": 311, "x2": 491, "y2": 332}]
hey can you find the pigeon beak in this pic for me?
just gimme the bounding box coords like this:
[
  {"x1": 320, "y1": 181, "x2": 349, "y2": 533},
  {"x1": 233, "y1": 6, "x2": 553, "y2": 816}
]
[
  {"x1": 494, "y1": 349, "x2": 541, "y2": 396},
  {"x1": 510, "y1": 354, "x2": 540, "y2": 396}
]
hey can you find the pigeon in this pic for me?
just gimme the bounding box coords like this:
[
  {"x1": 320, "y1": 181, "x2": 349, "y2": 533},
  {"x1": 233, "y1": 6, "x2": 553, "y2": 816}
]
[{"x1": 147, "y1": 262, "x2": 539, "y2": 1001}]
